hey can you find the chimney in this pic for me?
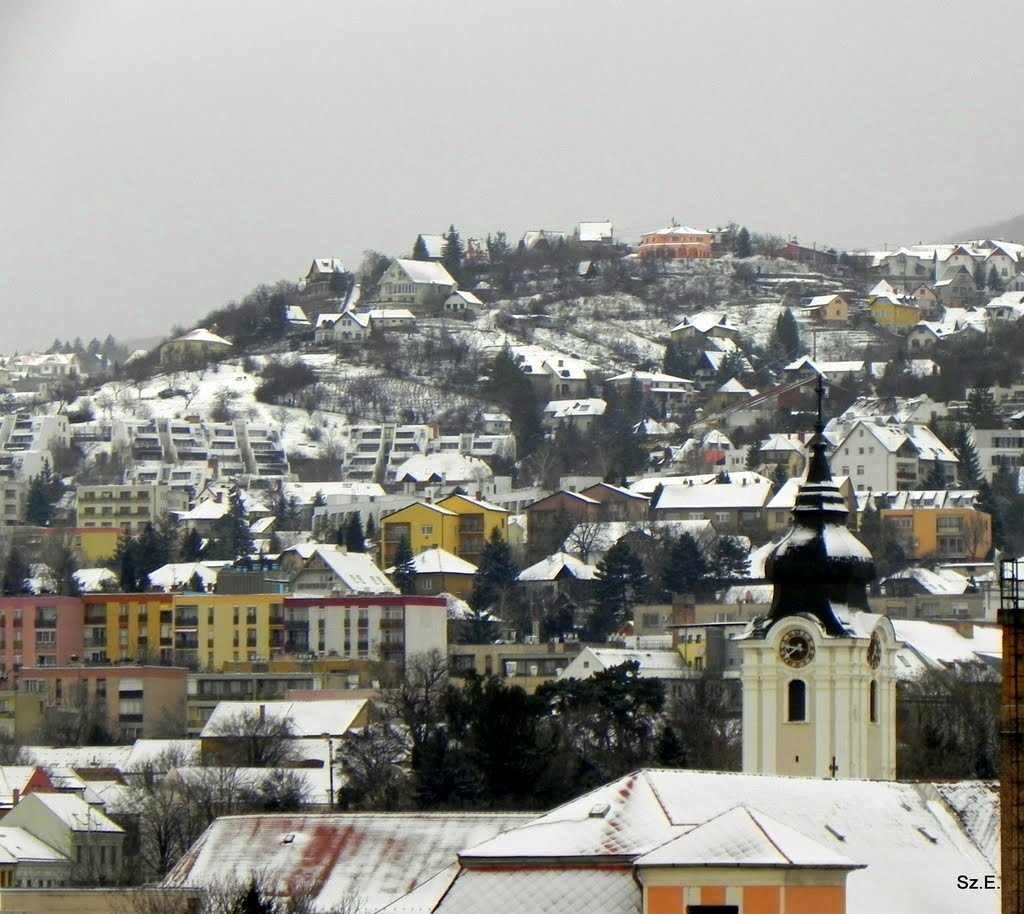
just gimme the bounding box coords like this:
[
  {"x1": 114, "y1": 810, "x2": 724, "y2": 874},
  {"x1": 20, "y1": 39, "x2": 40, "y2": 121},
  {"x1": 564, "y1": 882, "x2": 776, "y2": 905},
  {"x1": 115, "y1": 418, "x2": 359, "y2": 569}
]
[
  {"x1": 259, "y1": 704, "x2": 266, "y2": 722},
  {"x1": 12, "y1": 788, "x2": 19, "y2": 806}
]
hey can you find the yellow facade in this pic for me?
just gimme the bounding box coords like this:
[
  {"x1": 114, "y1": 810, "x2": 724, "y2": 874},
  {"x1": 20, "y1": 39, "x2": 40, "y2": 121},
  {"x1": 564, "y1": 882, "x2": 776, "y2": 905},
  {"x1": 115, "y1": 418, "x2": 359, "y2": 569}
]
[
  {"x1": 82, "y1": 593, "x2": 284, "y2": 670},
  {"x1": 83, "y1": 594, "x2": 173, "y2": 664},
  {"x1": 881, "y1": 506, "x2": 991, "y2": 560},
  {"x1": 436, "y1": 493, "x2": 509, "y2": 561},
  {"x1": 868, "y1": 296, "x2": 920, "y2": 328},
  {"x1": 171, "y1": 593, "x2": 284, "y2": 670},
  {"x1": 380, "y1": 502, "x2": 460, "y2": 565}
]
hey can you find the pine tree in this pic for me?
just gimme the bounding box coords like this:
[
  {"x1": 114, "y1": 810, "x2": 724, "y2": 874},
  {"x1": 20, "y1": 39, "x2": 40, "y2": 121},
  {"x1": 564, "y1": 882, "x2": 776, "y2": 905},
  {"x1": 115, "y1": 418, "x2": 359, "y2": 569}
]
[
  {"x1": 25, "y1": 459, "x2": 61, "y2": 526},
  {"x1": 590, "y1": 541, "x2": 648, "y2": 641},
  {"x1": 735, "y1": 226, "x2": 752, "y2": 258},
  {"x1": 989, "y1": 264, "x2": 1004, "y2": 294},
  {"x1": 1, "y1": 548, "x2": 30, "y2": 596},
  {"x1": 661, "y1": 533, "x2": 709, "y2": 597},
  {"x1": 344, "y1": 512, "x2": 366, "y2": 552},
  {"x1": 966, "y1": 387, "x2": 998, "y2": 427},
  {"x1": 179, "y1": 527, "x2": 205, "y2": 561},
  {"x1": 482, "y1": 345, "x2": 544, "y2": 458},
  {"x1": 392, "y1": 536, "x2": 416, "y2": 595},
  {"x1": 116, "y1": 535, "x2": 142, "y2": 593},
  {"x1": 768, "y1": 308, "x2": 803, "y2": 361},
  {"x1": 486, "y1": 230, "x2": 510, "y2": 262},
  {"x1": 709, "y1": 536, "x2": 750, "y2": 585},
  {"x1": 412, "y1": 235, "x2": 430, "y2": 261},
  {"x1": 441, "y1": 224, "x2": 465, "y2": 282},
  {"x1": 365, "y1": 515, "x2": 377, "y2": 544},
  {"x1": 954, "y1": 425, "x2": 984, "y2": 486},
  {"x1": 207, "y1": 489, "x2": 254, "y2": 560},
  {"x1": 470, "y1": 527, "x2": 520, "y2": 615}
]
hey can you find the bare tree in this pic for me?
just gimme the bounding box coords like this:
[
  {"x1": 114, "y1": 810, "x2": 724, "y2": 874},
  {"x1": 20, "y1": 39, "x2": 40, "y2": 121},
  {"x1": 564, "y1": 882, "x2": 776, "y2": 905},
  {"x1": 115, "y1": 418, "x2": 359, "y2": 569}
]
[
  {"x1": 203, "y1": 708, "x2": 297, "y2": 767},
  {"x1": 338, "y1": 723, "x2": 410, "y2": 811},
  {"x1": 563, "y1": 521, "x2": 605, "y2": 562}
]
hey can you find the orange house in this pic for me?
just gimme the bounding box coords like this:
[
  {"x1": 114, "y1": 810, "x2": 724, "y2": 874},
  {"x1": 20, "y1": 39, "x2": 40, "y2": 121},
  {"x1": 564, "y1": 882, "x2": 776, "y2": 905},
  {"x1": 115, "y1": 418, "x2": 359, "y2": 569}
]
[{"x1": 637, "y1": 226, "x2": 713, "y2": 259}]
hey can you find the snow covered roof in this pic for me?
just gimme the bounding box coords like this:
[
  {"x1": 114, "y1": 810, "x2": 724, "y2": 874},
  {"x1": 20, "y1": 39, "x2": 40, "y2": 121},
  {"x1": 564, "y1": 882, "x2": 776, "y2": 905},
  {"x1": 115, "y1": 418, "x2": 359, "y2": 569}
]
[
  {"x1": 163, "y1": 812, "x2": 531, "y2": 914},
  {"x1": 407, "y1": 547, "x2": 477, "y2": 576},
  {"x1": 148, "y1": 561, "x2": 224, "y2": 591},
  {"x1": 518, "y1": 552, "x2": 597, "y2": 582},
  {"x1": 15, "y1": 791, "x2": 123, "y2": 833},
  {"x1": 446, "y1": 290, "x2": 483, "y2": 306},
  {"x1": 577, "y1": 221, "x2": 614, "y2": 242},
  {"x1": 804, "y1": 294, "x2": 846, "y2": 308},
  {"x1": 309, "y1": 258, "x2": 346, "y2": 274},
  {"x1": 670, "y1": 311, "x2": 738, "y2": 334},
  {"x1": 562, "y1": 648, "x2": 688, "y2": 681},
  {"x1": 392, "y1": 453, "x2": 493, "y2": 484},
  {"x1": 364, "y1": 308, "x2": 415, "y2": 320},
  {"x1": 167, "y1": 328, "x2": 231, "y2": 347},
  {"x1": 394, "y1": 259, "x2": 457, "y2": 287},
  {"x1": 655, "y1": 481, "x2": 773, "y2": 511},
  {"x1": 200, "y1": 699, "x2": 369, "y2": 739},
  {"x1": 607, "y1": 370, "x2": 693, "y2": 386},
  {"x1": 73, "y1": 567, "x2": 118, "y2": 592},
  {"x1": 636, "y1": 805, "x2": 860, "y2": 869},
  {"x1": 543, "y1": 398, "x2": 607, "y2": 419},
  {"x1": 0, "y1": 826, "x2": 70, "y2": 864},
  {"x1": 456, "y1": 769, "x2": 996, "y2": 914},
  {"x1": 308, "y1": 548, "x2": 398, "y2": 594},
  {"x1": 892, "y1": 619, "x2": 999, "y2": 670},
  {"x1": 629, "y1": 471, "x2": 770, "y2": 496},
  {"x1": 642, "y1": 225, "x2": 712, "y2": 238}
]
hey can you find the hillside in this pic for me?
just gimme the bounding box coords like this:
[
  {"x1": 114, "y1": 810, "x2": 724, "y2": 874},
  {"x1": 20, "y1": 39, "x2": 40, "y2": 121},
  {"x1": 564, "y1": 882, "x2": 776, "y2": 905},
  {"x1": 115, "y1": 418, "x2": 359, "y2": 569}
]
[{"x1": 953, "y1": 211, "x2": 1024, "y2": 243}]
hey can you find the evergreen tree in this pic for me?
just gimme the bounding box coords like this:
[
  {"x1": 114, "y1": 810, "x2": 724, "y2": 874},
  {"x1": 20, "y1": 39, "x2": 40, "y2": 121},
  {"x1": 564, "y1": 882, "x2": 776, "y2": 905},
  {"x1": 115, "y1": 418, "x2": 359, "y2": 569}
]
[
  {"x1": 441, "y1": 224, "x2": 465, "y2": 282},
  {"x1": 660, "y1": 533, "x2": 709, "y2": 597},
  {"x1": 1, "y1": 548, "x2": 30, "y2": 596},
  {"x1": 482, "y1": 345, "x2": 544, "y2": 458},
  {"x1": 470, "y1": 527, "x2": 520, "y2": 616},
  {"x1": 954, "y1": 424, "x2": 984, "y2": 486},
  {"x1": 207, "y1": 489, "x2": 254, "y2": 560},
  {"x1": 412, "y1": 235, "x2": 430, "y2": 261},
  {"x1": 179, "y1": 527, "x2": 205, "y2": 561},
  {"x1": 662, "y1": 340, "x2": 696, "y2": 379},
  {"x1": 966, "y1": 387, "x2": 998, "y2": 427},
  {"x1": 989, "y1": 264, "x2": 1004, "y2": 294},
  {"x1": 770, "y1": 463, "x2": 790, "y2": 493},
  {"x1": 344, "y1": 512, "x2": 366, "y2": 552},
  {"x1": 365, "y1": 515, "x2": 377, "y2": 544},
  {"x1": 768, "y1": 308, "x2": 803, "y2": 361},
  {"x1": 24, "y1": 459, "x2": 62, "y2": 526},
  {"x1": 135, "y1": 522, "x2": 169, "y2": 580},
  {"x1": 392, "y1": 536, "x2": 416, "y2": 595},
  {"x1": 735, "y1": 226, "x2": 753, "y2": 258},
  {"x1": 709, "y1": 536, "x2": 750, "y2": 585},
  {"x1": 187, "y1": 571, "x2": 206, "y2": 593},
  {"x1": 116, "y1": 535, "x2": 142, "y2": 593},
  {"x1": 486, "y1": 230, "x2": 510, "y2": 262},
  {"x1": 589, "y1": 541, "x2": 648, "y2": 641}
]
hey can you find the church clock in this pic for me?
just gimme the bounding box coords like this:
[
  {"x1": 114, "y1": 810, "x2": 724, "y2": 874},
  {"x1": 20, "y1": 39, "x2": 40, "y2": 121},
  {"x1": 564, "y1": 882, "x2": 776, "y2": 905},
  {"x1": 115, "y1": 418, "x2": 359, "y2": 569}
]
[{"x1": 779, "y1": 628, "x2": 815, "y2": 667}]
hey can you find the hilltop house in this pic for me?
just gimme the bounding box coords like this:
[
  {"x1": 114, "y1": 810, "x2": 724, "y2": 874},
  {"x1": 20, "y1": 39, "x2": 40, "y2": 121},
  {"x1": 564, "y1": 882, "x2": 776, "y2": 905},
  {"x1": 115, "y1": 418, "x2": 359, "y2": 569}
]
[
  {"x1": 637, "y1": 225, "x2": 713, "y2": 259},
  {"x1": 160, "y1": 328, "x2": 232, "y2": 365},
  {"x1": 669, "y1": 312, "x2": 740, "y2": 346},
  {"x1": 377, "y1": 259, "x2": 456, "y2": 311}
]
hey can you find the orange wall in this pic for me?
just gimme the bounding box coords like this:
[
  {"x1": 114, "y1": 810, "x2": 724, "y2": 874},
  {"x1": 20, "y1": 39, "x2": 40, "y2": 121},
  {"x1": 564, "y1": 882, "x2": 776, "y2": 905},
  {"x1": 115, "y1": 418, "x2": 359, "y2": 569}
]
[{"x1": 786, "y1": 884, "x2": 845, "y2": 914}]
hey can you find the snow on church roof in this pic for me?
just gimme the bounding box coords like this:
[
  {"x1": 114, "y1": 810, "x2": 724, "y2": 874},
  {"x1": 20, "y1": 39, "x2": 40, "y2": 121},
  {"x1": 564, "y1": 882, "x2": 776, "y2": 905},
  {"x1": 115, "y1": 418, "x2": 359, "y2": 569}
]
[{"x1": 457, "y1": 769, "x2": 996, "y2": 914}]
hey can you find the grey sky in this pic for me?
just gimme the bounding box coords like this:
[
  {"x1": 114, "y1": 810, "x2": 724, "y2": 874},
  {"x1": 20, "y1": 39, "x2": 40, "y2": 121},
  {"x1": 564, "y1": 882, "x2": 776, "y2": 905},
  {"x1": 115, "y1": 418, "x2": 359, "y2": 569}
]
[{"x1": 1, "y1": 1, "x2": 1020, "y2": 352}]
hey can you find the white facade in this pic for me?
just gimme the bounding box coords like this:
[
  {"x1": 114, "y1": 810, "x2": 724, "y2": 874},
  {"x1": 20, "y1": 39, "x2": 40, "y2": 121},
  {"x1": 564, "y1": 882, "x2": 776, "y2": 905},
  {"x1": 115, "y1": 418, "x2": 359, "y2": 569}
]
[{"x1": 740, "y1": 614, "x2": 897, "y2": 780}]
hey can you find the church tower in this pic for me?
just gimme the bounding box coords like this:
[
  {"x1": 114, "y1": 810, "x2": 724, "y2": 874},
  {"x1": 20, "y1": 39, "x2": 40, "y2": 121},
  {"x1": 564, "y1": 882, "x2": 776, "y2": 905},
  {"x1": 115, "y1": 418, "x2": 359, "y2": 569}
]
[{"x1": 740, "y1": 378, "x2": 897, "y2": 779}]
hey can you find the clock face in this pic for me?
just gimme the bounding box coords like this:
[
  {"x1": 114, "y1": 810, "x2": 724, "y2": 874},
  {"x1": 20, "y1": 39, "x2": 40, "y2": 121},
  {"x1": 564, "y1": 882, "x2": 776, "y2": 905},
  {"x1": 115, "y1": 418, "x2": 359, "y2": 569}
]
[
  {"x1": 867, "y1": 632, "x2": 882, "y2": 669},
  {"x1": 779, "y1": 628, "x2": 815, "y2": 668}
]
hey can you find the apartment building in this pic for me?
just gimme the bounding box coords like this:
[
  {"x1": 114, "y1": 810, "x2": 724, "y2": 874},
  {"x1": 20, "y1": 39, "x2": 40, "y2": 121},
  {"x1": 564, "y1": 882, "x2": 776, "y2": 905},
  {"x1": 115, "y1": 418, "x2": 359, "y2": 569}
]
[
  {"x1": 18, "y1": 664, "x2": 187, "y2": 741},
  {"x1": 75, "y1": 483, "x2": 188, "y2": 533},
  {"x1": 0, "y1": 598, "x2": 84, "y2": 681}
]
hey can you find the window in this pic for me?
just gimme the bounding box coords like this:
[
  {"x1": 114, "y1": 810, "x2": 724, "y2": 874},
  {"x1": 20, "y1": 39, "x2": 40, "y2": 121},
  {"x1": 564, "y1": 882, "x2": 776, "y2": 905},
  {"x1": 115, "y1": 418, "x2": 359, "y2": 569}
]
[
  {"x1": 856, "y1": 466, "x2": 864, "y2": 476},
  {"x1": 870, "y1": 680, "x2": 878, "y2": 723},
  {"x1": 421, "y1": 525, "x2": 433, "y2": 536},
  {"x1": 787, "y1": 679, "x2": 807, "y2": 722}
]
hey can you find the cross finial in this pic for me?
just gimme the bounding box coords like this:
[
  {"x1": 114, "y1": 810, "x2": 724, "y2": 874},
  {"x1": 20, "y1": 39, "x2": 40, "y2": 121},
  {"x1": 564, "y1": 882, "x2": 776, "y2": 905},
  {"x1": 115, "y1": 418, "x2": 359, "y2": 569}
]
[{"x1": 829, "y1": 755, "x2": 839, "y2": 777}]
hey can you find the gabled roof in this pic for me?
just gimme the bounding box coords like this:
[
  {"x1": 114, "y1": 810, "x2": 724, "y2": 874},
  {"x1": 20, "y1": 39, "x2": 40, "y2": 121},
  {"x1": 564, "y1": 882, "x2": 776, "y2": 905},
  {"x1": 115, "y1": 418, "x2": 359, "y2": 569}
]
[
  {"x1": 200, "y1": 699, "x2": 369, "y2": 738},
  {"x1": 518, "y1": 552, "x2": 597, "y2": 582},
  {"x1": 543, "y1": 398, "x2": 607, "y2": 419},
  {"x1": 407, "y1": 547, "x2": 477, "y2": 576},
  {"x1": 392, "y1": 453, "x2": 493, "y2": 484},
  {"x1": 393, "y1": 259, "x2": 457, "y2": 286},
  {"x1": 670, "y1": 311, "x2": 738, "y2": 334},
  {"x1": 445, "y1": 289, "x2": 483, "y2": 305},
  {"x1": 577, "y1": 221, "x2": 614, "y2": 242},
  {"x1": 0, "y1": 826, "x2": 70, "y2": 864},
  {"x1": 436, "y1": 493, "x2": 509, "y2": 514},
  {"x1": 635, "y1": 805, "x2": 860, "y2": 869},
  {"x1": 309, "y1": 258, "x2": 345, "y2": 274},
  {"x1": 166, "y1": 328, "x2": 232, "y2": 347},
  {"x1": 163, "y1": 812, "x2": 531, "y2": 914},
  {"x1": 654, "y1": 481, "x2": 773, "y2": 511},
  {"x1": 13, "y1": 791, "x2": 124, "y2": 833},
  {"x1": 304, "y1": 548, "x2": 398, "y2": 594}
]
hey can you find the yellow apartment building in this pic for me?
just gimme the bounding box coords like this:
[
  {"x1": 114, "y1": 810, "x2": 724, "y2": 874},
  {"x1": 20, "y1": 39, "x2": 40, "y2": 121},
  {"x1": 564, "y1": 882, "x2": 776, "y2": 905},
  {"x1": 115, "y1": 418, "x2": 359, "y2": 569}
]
[
  {"x1": 170, "y1": 593, "x2": 285, "y2": 670},
  {"x1": 82, "y1": 593, "x2": 285, "y2": 671},
  {"x1": 868, "y1": 295, "x2": 920, "y2": 328},
  {"x1": 82, "y1": 594, "x2": 174, "y2": 664},
  {"x1": 379, "y1": 502, "x2": 460, "y2": 566},
  {"x1": 434, "y1": 493, "x2": 509, "y2": 563}
]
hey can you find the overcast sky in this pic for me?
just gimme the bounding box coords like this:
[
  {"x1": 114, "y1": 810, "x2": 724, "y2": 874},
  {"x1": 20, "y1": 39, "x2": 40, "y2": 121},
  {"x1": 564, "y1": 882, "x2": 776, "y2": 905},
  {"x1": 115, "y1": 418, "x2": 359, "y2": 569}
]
[{"x1": 2, "y1": 1, "x2": 1021, "y2": 352}]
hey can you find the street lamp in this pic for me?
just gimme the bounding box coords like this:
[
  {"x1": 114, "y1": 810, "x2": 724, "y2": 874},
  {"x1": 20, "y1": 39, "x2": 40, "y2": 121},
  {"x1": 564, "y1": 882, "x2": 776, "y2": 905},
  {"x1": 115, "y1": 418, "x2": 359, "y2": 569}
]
[{"x1": 322, "y1": 732, "x2": 334, "y2": 809}]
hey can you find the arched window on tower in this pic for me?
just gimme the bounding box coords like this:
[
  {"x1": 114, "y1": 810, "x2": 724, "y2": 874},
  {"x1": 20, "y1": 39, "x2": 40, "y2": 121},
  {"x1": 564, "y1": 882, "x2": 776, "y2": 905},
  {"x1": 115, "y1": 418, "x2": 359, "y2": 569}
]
[
  {"x1": 788, "y1": 679, "x2": 807, "y2": 722},
  {"x1": 870, "y1": 679, "x2": 878, "y2": 723}
]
